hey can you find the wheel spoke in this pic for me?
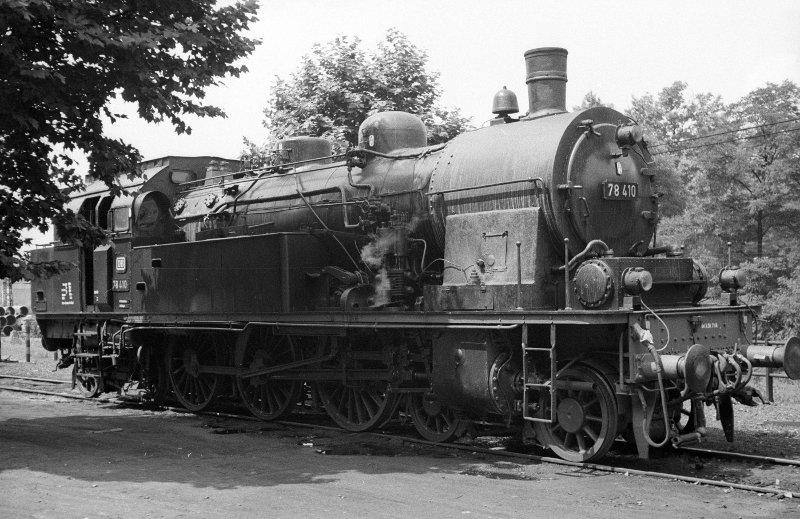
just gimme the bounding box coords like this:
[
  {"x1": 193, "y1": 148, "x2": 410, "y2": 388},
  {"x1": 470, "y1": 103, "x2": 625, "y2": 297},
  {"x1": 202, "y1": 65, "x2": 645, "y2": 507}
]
[
  {"x1": 362, "y1": 391, "x2": 378, "y2": 417},
  {"x1": 425, "y1": 414, "x2": 435, "y2": 430},
  {"x1": 330, "y1": 384, "x2": 343, "y2": 408},
  {"x1": 434, "y1": 414, "x2": 445, "y2": 433},
  {"x1": 354, "y1": 391, "x2": 366, "y2": 420},
  {"x1": 575, "y1": 432, "x2": 588, "y2": 453},
  {"x1": 177, "y1": 372, "x2": 188, "y2": 392},
  {"x1": 199, "y1": 376, "x2": 213, "y2": 399}
]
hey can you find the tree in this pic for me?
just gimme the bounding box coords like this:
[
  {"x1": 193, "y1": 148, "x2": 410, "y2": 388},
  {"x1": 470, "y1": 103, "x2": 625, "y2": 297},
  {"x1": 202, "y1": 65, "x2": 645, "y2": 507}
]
[
  {"x1": 628, "y1": 82, "x2": 727, "y2": 146},
  {"x1": 627, "y1": 82, "x2": 727, "y2": 219},
  {"x1": 658, "y1": 82, "x2": 800, "y2": 263},
  {"x1": 0, "y1": 0, "x2": 259, "y2": 281},
  {"x1": 628, "y1": 80, "x2": 800, "y2": 334},
  {"x1": 256, "y1": 29, "x2": 471, "y2": 160},
  {"x1": 763, "y1": 265, "x2": 800, "y2": 333},
  {"x1": 698, "y1": 82, "x2": 800, "y2": 335},
  {"x1": 704, "y1": 81, "x2": 800, "y2": 258},
  {"x1": 573, "y1": 91, "x2": 612, "y2": 111}
]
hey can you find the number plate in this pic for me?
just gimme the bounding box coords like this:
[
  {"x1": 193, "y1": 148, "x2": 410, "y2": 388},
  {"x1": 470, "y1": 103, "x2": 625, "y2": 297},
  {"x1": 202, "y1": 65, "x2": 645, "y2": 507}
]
[
  {"x1": 112, "y1": 278, "x2": 130, "y2": 292},
  {"x1": 602, "y1": 181, "x2": 638, "y2": 200}
]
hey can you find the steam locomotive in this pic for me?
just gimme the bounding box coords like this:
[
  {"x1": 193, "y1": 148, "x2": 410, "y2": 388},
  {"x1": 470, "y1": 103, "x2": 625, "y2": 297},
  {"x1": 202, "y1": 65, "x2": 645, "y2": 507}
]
[{"x1": 31, "y1": 47, "x2": 800, "y2": 462}]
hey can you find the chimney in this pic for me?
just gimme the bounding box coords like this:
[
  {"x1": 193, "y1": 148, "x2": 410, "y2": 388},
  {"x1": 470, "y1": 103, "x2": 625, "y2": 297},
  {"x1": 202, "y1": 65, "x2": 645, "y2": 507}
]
[{"x1": 524, "y1": 47, "x2": 568, "y2": 118}]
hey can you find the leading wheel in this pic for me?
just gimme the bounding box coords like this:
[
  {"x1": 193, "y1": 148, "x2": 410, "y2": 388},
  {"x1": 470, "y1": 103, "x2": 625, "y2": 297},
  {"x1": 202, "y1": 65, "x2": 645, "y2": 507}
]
[
  {"x1": 534, "y1": 364, "x2": 618, "y2": 462},
  {"x1": 316, "y1": 380, "x2": 400, "y2": 432},
  {"x1": 235, "y1": 333, "x2": 302, "y2": 421},
  {"x1": 167, "y1": 336, "x2": 221, "y2": 412},
  {"x1": 672, "y1": 398, "x2": 695, "y2": 435},
  {"x1": 408, "y1": 393, "x2": 467, "y2": 442}
]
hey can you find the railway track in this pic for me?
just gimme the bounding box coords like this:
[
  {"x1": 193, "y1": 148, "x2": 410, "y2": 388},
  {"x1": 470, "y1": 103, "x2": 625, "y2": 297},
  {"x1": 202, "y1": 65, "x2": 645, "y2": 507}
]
[
  {"x1": 0, "y1": 375, "x2": 795, "y2": 498},
  {"x1": 677, "y1": 446, "x2": 800, "y2": 467}
]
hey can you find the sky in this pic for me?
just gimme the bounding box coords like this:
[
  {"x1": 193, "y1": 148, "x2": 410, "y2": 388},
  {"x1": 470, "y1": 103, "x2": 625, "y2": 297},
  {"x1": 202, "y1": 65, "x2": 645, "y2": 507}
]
[
  {"x1": 103, "y1": 0, "x2": 800, "y2": 162},
  {"x1": 21, "y1": 0, "x2": 800, "y2": 245}
]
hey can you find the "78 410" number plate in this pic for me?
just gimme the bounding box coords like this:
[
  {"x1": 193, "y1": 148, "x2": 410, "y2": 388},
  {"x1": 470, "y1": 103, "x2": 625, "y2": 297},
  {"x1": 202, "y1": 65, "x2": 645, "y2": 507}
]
[{"x1": 602, "y1": 181, "x2": 638, "y2": 200}]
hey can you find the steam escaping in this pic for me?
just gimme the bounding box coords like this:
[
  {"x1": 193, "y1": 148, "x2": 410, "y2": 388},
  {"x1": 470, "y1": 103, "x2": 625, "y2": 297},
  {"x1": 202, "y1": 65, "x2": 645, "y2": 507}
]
[
  {"x1": 406, "y1": 215, "x2": 423, "y2": 233},
  {"x1": 360, "y1": 237, "x2": 390, "y2": 269},
  {"x1": 371, "y1": 267, "x2": 391, "y2": 307},
  {"x1": 359, "y1": 216, "x2": 422, "y2": 270}
]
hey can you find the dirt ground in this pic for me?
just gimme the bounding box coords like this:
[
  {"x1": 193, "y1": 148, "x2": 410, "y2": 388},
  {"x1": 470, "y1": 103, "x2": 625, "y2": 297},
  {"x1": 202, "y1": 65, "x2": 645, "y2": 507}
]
[{"x1": 2, "y1": 336, "x2": 800, "y2": 518}]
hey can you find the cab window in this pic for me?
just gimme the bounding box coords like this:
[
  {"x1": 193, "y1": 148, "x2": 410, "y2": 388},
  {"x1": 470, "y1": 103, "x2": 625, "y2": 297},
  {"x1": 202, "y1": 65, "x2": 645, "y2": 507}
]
[{"x1": 111, "y1": 207, "x2": 130, "y2": 232}]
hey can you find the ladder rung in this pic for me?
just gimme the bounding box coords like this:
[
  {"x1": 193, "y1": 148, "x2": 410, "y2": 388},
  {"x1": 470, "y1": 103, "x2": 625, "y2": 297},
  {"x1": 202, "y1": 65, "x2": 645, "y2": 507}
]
[{"x1": 521, "y1": 334, "x2": 556, "y2": 424}]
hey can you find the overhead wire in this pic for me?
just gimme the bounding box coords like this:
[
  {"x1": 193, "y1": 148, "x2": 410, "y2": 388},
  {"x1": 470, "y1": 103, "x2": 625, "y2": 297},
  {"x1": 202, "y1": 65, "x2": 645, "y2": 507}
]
[
  {"x1": 647, "y1": 116, "x2": 800, "y2": 149},
  {"x1": 651, "y1": 126, "x2": 800, "y2": 155}
]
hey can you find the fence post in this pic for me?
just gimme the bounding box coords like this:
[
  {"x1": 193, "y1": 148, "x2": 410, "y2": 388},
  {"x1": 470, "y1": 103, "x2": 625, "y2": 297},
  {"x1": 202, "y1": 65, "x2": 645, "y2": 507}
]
[
  {"x1": 765, "y1": 366, "x2": 774, "y2": 403},
  {"x1": 25, "y1": 319, "x2": 31, "y2": 363}
]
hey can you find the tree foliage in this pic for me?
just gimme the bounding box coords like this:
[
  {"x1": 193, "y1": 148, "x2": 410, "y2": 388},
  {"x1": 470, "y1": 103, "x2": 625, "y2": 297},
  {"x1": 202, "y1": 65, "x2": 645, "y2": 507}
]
[
  {"x1": 630, "y1": 80, "x2": 800, "y2": 335},
  {"x1": 255, "y1": 29, "x2": 471, "y2": 160},
  {"x1": 627, "y1": 82, "x2": 727, "y2": 218},
  {"x1": 0, "y1": 0, "x2": 259, "y2": 281},
  {"x1": 573, "y1": 91, "x2": 612, "y2": 111}
]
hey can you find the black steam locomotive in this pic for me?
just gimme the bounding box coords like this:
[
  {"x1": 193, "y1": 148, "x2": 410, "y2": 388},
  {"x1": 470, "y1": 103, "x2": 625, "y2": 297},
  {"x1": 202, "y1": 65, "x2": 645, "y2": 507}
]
[{"x1": 31, "y1": 48, "x2": 800, "y2": 462}]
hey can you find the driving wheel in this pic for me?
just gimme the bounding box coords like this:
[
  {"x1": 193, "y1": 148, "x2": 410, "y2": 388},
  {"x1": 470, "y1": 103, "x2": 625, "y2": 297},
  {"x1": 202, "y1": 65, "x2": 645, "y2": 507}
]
[
  {"x1": 167, "y1": 335, "x2": 221, "y2": 412},
  {"x1": 235, "y1": 333, "x2": 302, "y2": 421},
  {"x1": 317, "y1": 380, "x2": 400, "y2": 432},
  {"x1": 534, "y1": 364, "x2": 618, "y2": 462}
]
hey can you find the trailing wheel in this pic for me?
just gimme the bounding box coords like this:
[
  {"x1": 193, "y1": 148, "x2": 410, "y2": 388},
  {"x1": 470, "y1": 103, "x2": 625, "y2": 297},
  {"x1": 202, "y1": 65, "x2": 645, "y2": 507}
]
[
  {"x1": 167, "y1": 336, "x2": 221, "y2": 412},
  {"x1": 235, "y1": 333, "x2": 302, "y2": 421},
  {"x1": 316, "y1": 380, "x2": 399, "y2": 432},
  {"x1": 73, "y1": 328, "x2": 101, "y2": 398},
  {"x1": 534, "y1": 364, "x2": 619, "y2": 462},
  {"x1": 408, "y1": 393, "x2": 467, "y2": 442},
  {"x1": 73, "y1": 369, "x2": 101, "y2": 398}
]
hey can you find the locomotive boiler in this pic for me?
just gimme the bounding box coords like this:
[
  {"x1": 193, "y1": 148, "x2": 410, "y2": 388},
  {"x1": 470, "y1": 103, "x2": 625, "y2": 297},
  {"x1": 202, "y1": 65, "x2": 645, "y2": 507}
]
[{"x1": 31, "y1": 47, "x2": 800, "y2": 462}]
